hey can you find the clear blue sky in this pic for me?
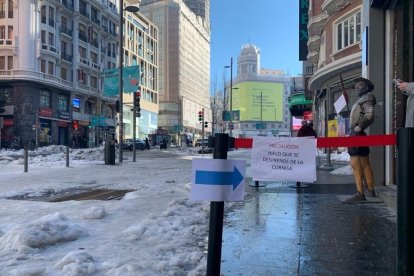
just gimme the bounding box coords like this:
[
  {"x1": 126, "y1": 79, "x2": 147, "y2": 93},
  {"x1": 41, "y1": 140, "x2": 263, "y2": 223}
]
[{"x1": 210, "y1": 0, "x2": 302, "y2": 90}]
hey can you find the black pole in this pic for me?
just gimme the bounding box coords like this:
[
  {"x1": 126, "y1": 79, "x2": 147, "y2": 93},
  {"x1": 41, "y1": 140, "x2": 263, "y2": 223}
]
[
  {"x1": 397, "y1": 128, "x2": 414, "y2": 275},
  {"x1": 118, "y1": 0, "x2": 124, "y2": 163},
  {"x1": 206, "y1": 133, "x2": 228, "y2": 276}
]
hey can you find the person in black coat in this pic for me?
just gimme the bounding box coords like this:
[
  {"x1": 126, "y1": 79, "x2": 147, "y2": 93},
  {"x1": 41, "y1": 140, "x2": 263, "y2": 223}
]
[{"x1": 297, "y1": 121, "x2": 317, "y2": 138}]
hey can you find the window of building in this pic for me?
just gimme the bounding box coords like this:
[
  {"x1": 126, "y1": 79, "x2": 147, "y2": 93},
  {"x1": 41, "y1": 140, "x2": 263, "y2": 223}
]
[
  {"x1": 40, "y1": 90, "x2": 51, "y2": 107},
  {"x1": 41, "y1": 6, "x2": 46, "y2": 23},
  {"x1": 48, "y1": 7, "x2": 54, "y2": 27},
  {"x1": 79, "y1": 46, "x2": 86, "y2": 59},
  {"x1": 61, "y1": 67, "x2": 67, "y2": 80},
  {"x1": 48, "y1": 61, "x2": 54, "y2": 75},
  {"x1": 40, "y1": 60, "x2": 46, "y2": 73},
  {"x1": 41, "y1": 30, "x2": 46, "y2": 45},
  {"x1": 48, "y1": 32, "x2": 54, "y2": 46},
  {"x1": 335, "y1": 11, "x2": 361, "y2": 51},
  {"x1": 0, "y1": 25, "x2": 4, "y2": 39},
  {"x1": 79, "y1": 23, "x2": 86, "y2": 41},
  {"x1": 90, "y1": 76, "x2": 98, "y2": 88},
  {"x1": 7, "y1": 56, "x2": 12, "y2": 69},
  {"x1": 7, "y1": 0, "x2": 12, "y2": 18},
  {"x1": 58, "y1": 94, "x2": 68, "y2": 112},
  {"x1": 0, "y1": 56, "x2": 4, "y2": 69},
  {"x1": 90, "y1": 52, "x2": 97, "y2": 64},
  {"x1": 0, "y1": 1, "x2": 4, "y2": 19}
]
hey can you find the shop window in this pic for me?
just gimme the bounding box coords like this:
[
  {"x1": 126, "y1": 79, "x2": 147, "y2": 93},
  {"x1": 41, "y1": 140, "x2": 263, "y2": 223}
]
[
  {"x1": 58, "y1": 94, "x2": 68, "y2": 112},
  {"x1": 40, "y1": 90, "x2": 51, "y2": 107}
]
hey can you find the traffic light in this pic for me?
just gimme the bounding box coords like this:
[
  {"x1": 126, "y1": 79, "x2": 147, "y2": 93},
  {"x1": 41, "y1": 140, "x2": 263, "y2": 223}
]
[
  {"x1": 134, "y1": 91, "x2": 141, "y2": 117},
  {"x1": 204, "y1": 121, "x2": 208, "y2": 128},
  {"x1": 198, "y1": 111, "x2": 203, "y2": 122}
]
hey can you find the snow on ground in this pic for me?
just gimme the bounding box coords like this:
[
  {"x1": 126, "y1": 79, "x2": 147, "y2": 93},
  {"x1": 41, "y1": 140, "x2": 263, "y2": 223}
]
[{"x1": 0, "y1": 144, "x2": 351, "y2": 275}]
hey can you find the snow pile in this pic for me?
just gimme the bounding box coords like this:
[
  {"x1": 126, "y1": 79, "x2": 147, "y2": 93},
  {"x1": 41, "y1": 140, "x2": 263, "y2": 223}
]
[{"x1": 0, "y1": 212, "x2": 87, "y2": 255}]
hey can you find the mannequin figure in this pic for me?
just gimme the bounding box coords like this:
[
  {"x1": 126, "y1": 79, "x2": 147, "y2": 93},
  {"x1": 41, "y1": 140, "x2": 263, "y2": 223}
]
[{"x1": 345, "y1": 77, "x2": 376, "y2": 202}]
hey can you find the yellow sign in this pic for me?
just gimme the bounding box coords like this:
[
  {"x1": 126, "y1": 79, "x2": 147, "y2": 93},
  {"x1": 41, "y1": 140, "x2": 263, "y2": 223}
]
[
  {"x1": 328, "y1": 120, "x2": 338, "y2": 137},
  {"x1": 232, "y1": 81, "x2": 284, "y2": 121}
]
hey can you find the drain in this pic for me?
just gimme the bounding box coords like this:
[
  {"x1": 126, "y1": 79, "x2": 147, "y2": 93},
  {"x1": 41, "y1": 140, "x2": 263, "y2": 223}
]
[
  {"x1": 47, "y1": 189, "x2": 135, "y2": 202},
  {"x1": 7, "y1": 188, "x2": 135, "y2": 202}
]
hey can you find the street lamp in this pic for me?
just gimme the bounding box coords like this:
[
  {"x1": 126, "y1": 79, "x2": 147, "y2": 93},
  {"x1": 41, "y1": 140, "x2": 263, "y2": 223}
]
[
  {"x1": 224, "y1": 57, "x2": 234, "y2": 137},
  {"x1": 118, "y1": 0, "x2": 139, "y2": 163}
]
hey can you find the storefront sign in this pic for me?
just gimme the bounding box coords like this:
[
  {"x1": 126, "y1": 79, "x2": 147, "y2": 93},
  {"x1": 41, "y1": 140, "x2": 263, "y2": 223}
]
[
  {"x1": 299, "y1": 0, "x2": 309, "y2": 61},
  {"x1": 39, "y1": 107, "x2": 53, "y2": 117}
]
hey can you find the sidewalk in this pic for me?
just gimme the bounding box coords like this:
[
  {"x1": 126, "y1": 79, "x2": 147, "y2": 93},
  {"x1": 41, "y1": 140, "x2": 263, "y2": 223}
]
[{"x1": 220, "y1": 165, "x2": 397, "y2": 275}]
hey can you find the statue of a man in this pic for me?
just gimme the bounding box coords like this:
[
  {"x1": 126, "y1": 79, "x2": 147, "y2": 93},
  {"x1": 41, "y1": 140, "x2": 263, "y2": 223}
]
[{"x1": 345, "y1": 77, "x2": 376, "y2": 202}]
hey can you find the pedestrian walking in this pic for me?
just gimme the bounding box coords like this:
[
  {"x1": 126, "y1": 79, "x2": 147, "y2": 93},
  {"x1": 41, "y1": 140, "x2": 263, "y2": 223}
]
[
  {"x1": 395, "y1": 80, "x2": 414, "y2": 127},
  {"x1": 345, "y1": 77, "x2": 376, "y2": 202},
  {"x1": 145, "y1": 137, "x2": 150, "y2": 150}
]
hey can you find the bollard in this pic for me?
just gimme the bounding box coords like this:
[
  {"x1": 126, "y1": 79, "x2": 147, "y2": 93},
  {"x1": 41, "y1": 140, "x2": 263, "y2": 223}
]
[
  {"x1": 397, "y1": 128, "x2": 414, "y2": 276},
  {"x1": 24, "y1": 145, "x2": 28, "y2": 173},
  {"x1": 66, "y1": 146, "x2": 69, "y2": 167},
  {"x1": 206, "y1": 133, "x2": 228, "y2": 276}
]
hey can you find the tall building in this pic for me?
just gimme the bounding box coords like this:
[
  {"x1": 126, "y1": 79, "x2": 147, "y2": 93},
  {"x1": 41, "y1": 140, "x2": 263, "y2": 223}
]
[
  {"x1": 0, "y1": 0, "x2": 158, "y2": 149},
  {"x1": 140, "y1": 0, "x2": 211, "y2": 143},
  {"x1": 230, "y1": 44, "x2": 293, "y2": 138},
  {"x1": 122, "y1": 0, "x2": 159, "y2": 140},
  {"x1": 182, "y1": 0, "x2": 209, "y2": 28}
]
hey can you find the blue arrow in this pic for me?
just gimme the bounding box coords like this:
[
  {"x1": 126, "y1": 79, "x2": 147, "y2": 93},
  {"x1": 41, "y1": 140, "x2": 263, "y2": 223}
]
[{"x1": 195, "y1": 166, "x2": 243, "y2": 191}]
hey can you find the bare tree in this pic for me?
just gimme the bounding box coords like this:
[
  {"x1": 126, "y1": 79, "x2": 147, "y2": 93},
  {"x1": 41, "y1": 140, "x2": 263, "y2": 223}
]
[{"x1": 210, "y1": 72, "x2": 225, "y2": 135}]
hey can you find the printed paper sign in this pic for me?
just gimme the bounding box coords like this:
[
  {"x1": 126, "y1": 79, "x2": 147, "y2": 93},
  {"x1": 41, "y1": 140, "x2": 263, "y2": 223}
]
[
  {"x1": 251, "y1": 137, "x2": 316, "y2": 182},
  {"x1": 191, "y1": 158, "x2": 246, "y2": 201},
  {"x1": 334, "y1": 94, "x2": 347, "y2": 114}
]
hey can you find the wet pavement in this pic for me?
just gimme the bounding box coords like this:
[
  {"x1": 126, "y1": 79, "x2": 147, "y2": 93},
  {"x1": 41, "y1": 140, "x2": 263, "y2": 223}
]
[{"x1": 220, "y1": 168, "x2": 397, "y2": 275}]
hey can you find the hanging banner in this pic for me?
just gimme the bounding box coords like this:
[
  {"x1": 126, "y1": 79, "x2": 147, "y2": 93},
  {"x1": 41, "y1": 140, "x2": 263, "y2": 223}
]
[{"x1": 103, "y1": 65, "x2": 140, "y2": 97}]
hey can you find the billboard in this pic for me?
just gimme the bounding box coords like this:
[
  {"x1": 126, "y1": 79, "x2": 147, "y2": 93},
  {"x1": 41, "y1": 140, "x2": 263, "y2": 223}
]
[
  {"x1": 103, "y1": 65, "x2": 140, "y2": 97},
  {"x1": 232, "y1": 81, "x2": 284, "y2": 121}
]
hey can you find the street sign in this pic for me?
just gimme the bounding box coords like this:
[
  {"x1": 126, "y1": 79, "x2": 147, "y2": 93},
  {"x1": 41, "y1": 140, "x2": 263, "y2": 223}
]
[
  {"x1": 222, "y1": 111, "x2": 231, "y2": 121},
  {"x1": 90, "y1": 116, "x2": 107, "y2": 127},
  {"x1": 191, "y1": 158, "x2": 246, "y2": 201}
]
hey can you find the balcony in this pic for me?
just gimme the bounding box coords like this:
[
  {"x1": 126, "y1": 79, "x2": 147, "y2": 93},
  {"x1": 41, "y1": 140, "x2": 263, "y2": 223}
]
[
  {"x1": 322, "y1": 0, "x2": 353, "y2": 15},
  {"x1": 307, "y1": 51, "x2": 319, "y2": 65},
  {"x1": 307, "y1": 11, "x2": 329, "y2": 36},
  {"x1": 307, "y1": 35, "x2": 321, "y2": 53}
]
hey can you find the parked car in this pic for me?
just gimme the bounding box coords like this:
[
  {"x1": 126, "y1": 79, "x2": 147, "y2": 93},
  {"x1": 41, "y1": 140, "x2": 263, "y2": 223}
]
[
  {"x1": 195, "y1": 138, "x2": 209, "y2": 147},
  {"x1": 123, "y1": 139, "x2": 145, "y2": 151}
]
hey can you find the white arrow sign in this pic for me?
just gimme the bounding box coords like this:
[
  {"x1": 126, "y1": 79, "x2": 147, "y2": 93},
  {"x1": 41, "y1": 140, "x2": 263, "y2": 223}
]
[{"x1": 191, "y1": 158, "x2": 246, "y2": 201}]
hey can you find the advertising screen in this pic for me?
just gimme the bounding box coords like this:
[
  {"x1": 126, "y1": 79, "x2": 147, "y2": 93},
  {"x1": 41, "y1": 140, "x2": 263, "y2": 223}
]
[{"x1": 232, "y1": 81, "x2": 284, "y2": 121}]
